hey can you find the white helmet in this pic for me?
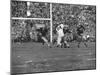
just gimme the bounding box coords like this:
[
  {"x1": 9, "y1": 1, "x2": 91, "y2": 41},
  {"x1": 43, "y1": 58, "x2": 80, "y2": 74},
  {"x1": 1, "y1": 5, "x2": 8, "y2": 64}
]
[{"x1": 60, "y1": 24, "x2": 64, "y2": 28}]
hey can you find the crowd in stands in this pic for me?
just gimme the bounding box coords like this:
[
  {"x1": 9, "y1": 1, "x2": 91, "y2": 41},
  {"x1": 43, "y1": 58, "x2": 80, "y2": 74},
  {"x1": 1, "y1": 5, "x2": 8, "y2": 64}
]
[{"x1": 11, "y1": 1, "x2": 96, "y2": 43}]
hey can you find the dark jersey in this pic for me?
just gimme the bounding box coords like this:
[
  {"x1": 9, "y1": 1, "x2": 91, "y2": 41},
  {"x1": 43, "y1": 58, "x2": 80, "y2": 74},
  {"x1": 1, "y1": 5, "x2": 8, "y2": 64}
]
[
  {"x1": 63, "y1": 28, "x2": 72, "y2": 34},
  {"x1": 41, "y1": 28, "x2": 48, "y2": 36},
  {"x1": 37, "y1": 28, "x2": 48, "y2": 37},
  {"x1": 77, "y1": 25, "x2": 85, "y2": 35}
]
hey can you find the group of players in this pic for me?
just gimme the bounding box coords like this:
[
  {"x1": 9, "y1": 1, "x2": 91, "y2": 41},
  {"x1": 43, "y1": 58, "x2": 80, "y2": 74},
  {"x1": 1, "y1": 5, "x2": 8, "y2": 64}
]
[
  {"x1": 13, "y1": 21, "x2": 87, "y2": 48},
  {"x1": 31, "y1": 23, "x2": 86, "y2": 48}
]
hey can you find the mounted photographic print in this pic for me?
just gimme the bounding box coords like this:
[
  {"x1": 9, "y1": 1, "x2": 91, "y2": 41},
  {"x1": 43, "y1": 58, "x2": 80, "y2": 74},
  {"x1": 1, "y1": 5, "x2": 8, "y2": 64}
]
[{"x1": 11, "y1": 0, "x2": 96, "y2": 74}]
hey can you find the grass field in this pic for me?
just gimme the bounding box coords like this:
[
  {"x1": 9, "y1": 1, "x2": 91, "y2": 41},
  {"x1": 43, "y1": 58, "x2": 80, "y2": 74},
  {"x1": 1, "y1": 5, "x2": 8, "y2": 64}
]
[{"x1": 11, "y1": 42, "x2": 96, "y2": 74}]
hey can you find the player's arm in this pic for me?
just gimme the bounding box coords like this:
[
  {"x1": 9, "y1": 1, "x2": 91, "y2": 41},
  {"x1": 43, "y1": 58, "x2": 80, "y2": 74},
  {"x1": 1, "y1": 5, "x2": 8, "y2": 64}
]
[
  {"x1": 64, "y1": 25, "x2": 69, "y2": 28},
  {"x1": 56, "y1": 26, "x2": 60, "y2": 31}
]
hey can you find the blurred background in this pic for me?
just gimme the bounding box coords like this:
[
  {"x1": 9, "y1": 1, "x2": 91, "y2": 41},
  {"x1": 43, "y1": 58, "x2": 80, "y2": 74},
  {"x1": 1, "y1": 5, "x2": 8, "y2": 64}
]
[{"x1": 11, "y1": 0, "x2": 96, "y2": 43}]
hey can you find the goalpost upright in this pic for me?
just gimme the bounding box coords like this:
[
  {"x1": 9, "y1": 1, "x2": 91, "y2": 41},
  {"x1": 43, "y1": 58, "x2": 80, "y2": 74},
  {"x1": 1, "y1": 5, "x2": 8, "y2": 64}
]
[{"x1": 50, "y1": 3, "x2": 53, "y2": 43}]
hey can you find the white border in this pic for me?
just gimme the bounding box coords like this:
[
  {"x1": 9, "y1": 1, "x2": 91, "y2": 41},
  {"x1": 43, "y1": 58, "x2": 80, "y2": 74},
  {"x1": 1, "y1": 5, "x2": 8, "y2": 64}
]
[
  {"x1": 0, "y1": 0, "x2": 99, "y2": 75},
  {"x1": 16, "y1": 0, "x2": 96, "y2": 5}
]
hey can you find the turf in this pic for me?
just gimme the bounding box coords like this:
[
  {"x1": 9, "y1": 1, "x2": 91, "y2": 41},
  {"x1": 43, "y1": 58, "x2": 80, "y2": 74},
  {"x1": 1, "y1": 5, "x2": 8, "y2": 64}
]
[{"x1": 11, "y1": 42, "x2": 96, "y2": 74}]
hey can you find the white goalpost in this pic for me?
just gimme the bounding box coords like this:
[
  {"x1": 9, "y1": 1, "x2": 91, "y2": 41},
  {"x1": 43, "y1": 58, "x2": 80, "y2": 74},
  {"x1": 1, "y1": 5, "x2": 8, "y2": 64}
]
[
  {"x1": 50, "y1": 3, "x2": 53, "y2": 43},
  {"x1": 12, "y1": 1, "x2": 53, "y2": 43}
]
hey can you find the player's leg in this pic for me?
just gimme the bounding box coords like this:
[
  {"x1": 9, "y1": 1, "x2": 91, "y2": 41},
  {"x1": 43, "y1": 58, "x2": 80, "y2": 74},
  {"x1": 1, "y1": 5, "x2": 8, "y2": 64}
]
[
  {"x1": 62, "y1": 36, "x2": 70, "y2": 48},
  {"x1": 83, "y1": 37, "x2": 88, "y2": 47},
  {"x1": 64, "y1": 41, "x2": 70, "y2": 48},
  {"x1": 83, "y1": 35, "x2": 88, "y2": 47},
  {"x1": 77, "y1": 42, "x2": 81, "y2": 48},
  {"x1": 84, "y1": 42, "x2": 88, "y2": 47},
  {"x1": 57, "y1": 36, "x2": 62, "y2": 47},
  {"x1": 41, "y1": 37, "x2": 50, "y2": 47},
  {"x1": 77, "y1": 34, "x2": 82, "y2": 48}
]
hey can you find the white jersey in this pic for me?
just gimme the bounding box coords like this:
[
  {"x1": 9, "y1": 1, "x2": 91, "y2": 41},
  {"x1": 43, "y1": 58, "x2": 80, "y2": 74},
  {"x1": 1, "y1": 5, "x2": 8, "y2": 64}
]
[{"x1": 56, "y1": 24, "x2": 64, "y2": 37}]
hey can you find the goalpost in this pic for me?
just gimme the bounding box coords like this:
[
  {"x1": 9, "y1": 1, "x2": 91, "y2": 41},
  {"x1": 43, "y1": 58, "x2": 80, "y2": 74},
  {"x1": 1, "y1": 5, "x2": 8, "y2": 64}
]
[
  {"x1": 11, "y1": 1, "x2": 53, "y2": 43},
  {"x1": 50, "y1": 3, "x2": 53, "y2": 43}
]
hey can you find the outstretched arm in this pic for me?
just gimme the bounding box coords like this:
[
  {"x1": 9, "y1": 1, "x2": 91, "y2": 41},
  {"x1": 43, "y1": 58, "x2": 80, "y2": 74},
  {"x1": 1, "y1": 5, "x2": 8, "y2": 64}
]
[{"x1": 64, "y1": 25, "x2": 69, "y2": 28}]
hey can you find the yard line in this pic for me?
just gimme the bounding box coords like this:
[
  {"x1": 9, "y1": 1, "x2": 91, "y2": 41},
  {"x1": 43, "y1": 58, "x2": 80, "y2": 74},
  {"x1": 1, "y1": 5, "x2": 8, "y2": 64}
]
[{"x1": 87, "y1": 58, "x2": 96, "y2": 61}]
